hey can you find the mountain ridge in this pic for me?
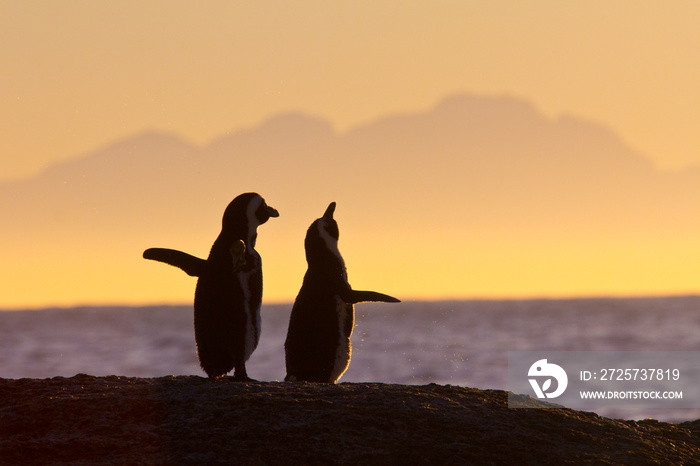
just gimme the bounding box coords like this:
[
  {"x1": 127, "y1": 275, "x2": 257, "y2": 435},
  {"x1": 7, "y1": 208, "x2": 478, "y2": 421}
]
[{"x1": 3, "y1": 93, "x2": 676, "y2": 187}]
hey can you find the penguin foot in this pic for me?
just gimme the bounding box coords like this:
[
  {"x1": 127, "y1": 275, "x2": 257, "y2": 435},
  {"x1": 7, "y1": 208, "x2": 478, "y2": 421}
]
[
  {"x1": 233, "y1": 365, "x2": 256, "y2": 382},
  {"x1": 237, "y1": 377, "x2": 258, "y2": 382},
  {"x1": 232, "y1": 374, "x2": 257, "y2": 382}
]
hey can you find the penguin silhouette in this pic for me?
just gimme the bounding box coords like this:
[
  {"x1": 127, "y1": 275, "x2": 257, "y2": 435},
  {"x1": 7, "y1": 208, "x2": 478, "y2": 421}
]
[
  {"x1": 144, "y1": 192, "x2": 279, "y2": 380},
  {"x1": 284, "y1": 202, "x2": 400, "y2": 383}
]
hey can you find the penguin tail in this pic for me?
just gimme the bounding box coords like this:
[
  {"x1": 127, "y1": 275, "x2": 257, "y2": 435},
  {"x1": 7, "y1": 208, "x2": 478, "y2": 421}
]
[{"x1": 143, "y1": 248, "x2": 207, "y2": 277}]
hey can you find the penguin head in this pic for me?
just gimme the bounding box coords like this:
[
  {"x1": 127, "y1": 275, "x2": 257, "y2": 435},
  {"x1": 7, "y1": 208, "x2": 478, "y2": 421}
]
[
  {"x1": 304, "y1": 202, "x2": 343, "y2": 267},
  {"x1": 254, "y1": 196, "x2": 280, "y2": 225},
  {"x1": 221, "y1": 192, "x2": 279, "y2": 242}
]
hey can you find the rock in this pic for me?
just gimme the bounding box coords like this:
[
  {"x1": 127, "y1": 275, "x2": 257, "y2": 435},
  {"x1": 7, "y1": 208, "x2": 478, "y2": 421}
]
[{"x1": 1, "y1": 375, "x2": 698, "y2": 465}]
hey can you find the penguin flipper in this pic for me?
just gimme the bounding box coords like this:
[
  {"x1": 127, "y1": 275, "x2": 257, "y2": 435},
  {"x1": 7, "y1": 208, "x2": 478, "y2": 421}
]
[
  {"x1": 229, "y1": 240, "x2": 247, "y2": 272},
  {"x1": 341, "y1": 289, "x2": 401, "y2": 304},
  {"x1": 143, "y1": 248, "x2": 206, "y2": 277}
]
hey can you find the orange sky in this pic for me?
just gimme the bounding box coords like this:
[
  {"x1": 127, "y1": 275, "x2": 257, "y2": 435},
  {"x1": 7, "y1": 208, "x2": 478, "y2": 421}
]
[
  {"x1": 2, "y1": 2, "x2": 700, "y2": 308},
  {"x1": 2, "y1": 1, "x2": 699, "y2": 181}
]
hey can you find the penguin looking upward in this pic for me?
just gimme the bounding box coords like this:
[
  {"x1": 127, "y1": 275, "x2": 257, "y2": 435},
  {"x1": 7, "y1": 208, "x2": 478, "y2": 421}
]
[
  {"x1": 144, "y1": 192, "x2": 279, "y2": 380},
  {"x1": 284, "y1": 202, "x2": 400, "y2": 383}
]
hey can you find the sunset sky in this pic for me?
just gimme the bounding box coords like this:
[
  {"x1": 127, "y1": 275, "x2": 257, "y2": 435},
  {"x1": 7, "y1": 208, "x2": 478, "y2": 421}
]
[
  {"x1": 3, "y1": 1, "x2": 699, "y2": 179},
  {"x1": 2, "y1": 2, "x2": 700, "y2": 308}
]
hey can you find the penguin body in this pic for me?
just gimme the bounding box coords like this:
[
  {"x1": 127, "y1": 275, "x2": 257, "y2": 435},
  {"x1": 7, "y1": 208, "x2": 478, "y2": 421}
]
[
  {"x1": 144, "y1": 192, "x2": 278, "y2": 380},
  {"x1": 284, "y1": 202, "x2": 399, "y2": 383}
]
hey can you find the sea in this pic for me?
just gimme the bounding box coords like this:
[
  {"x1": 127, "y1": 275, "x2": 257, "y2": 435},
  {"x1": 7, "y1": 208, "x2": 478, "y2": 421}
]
[{"x1": 1, "y1": 297, "x2": 699, "y2": 422}]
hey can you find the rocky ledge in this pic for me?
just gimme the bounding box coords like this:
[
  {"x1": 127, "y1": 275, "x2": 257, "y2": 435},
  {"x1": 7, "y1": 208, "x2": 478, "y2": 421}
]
[{"x1": 1, "y1": 375, "x2": 699, "y2": 465}]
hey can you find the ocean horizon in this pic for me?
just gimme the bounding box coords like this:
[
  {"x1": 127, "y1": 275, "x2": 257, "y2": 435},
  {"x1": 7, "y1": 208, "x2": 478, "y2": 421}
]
[{"x1": 2, "y1": 296, "x2": 699, "y2": 422}]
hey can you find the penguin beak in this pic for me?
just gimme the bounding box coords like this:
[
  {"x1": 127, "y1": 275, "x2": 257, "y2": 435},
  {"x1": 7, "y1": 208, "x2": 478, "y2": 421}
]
[
  {"x1": 266, "y1": 205, "x2": 280, "y2": 218},
  {"x1": 323, "y1": 202, "x2": 336, "y2": 220}
]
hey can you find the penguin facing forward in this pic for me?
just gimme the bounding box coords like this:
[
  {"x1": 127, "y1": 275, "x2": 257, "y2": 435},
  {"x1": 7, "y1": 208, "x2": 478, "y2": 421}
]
[
  {"x1": 284, "y1": 202, "x2": 400, "y2": 383},
  {"x1": 143, "y1": 192, "x2": 279, "y2": 380}
]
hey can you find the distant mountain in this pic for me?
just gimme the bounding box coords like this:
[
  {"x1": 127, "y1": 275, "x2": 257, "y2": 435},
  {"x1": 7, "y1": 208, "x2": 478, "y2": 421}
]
[{"x1": 2, "y1": 94, "x2": 699, "y2": 307}]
